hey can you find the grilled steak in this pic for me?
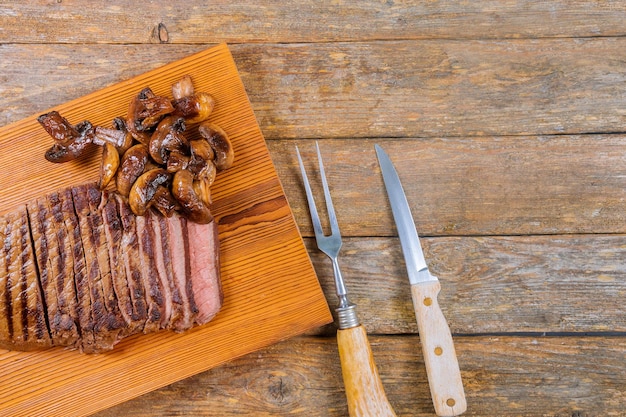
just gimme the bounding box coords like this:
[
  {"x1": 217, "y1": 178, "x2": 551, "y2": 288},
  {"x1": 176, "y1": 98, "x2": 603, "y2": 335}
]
[{"x1": 0, "y1": 183, "x2": 222, "y2": 353}]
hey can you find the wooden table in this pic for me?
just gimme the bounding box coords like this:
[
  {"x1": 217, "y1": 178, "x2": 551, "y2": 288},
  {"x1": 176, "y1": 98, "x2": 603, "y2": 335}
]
[{"x1": 2, "y1": 2, "x2": 625, "y2": 416}]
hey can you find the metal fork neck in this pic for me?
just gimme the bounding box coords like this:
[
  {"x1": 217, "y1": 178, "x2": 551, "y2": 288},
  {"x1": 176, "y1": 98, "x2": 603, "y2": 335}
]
[{"x1": 336, "y1": 304, "x2": 359, "y2": 329}]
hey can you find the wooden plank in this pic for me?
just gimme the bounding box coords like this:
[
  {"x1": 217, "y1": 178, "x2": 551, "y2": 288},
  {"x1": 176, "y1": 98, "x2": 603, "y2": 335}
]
[
  {"x1": 0, "y1": 2, "x2": 625, "y2": 43},
  {"x1": 1, "y1": 40, "x2": 626, "y2": 138},
  {"x1": 304, "y1": 235, "x2": 626, "y2": 335},
  {"x1": 93, "y1": 334, "x2": 626, "y2": 417},
  {"x1": 0, "y1": 44, "x2": 331, "y2": 417},
  {"x1": 271, "y1": 137, "x2": 626, "y2": 237}
]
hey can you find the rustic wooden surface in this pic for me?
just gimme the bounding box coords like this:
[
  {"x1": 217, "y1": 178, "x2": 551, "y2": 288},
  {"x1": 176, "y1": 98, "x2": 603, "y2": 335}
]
[{"x1": 1, "y1": 2, "x2": 625, "y2": 416}]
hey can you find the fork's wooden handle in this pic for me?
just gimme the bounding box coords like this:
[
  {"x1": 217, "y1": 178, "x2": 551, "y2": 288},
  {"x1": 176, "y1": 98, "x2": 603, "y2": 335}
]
[
  {"x1": 411, "y1": 281, "x2": 467, "y2": 416},
  {"x1": 336, "y1": 325, "x2": 397, "y2": 417}
]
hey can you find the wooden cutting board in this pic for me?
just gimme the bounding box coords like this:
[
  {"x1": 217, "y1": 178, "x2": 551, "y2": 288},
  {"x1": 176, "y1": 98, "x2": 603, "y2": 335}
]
[{"x1": 0, "y1": 43, "x2": 332, "y2": 416}]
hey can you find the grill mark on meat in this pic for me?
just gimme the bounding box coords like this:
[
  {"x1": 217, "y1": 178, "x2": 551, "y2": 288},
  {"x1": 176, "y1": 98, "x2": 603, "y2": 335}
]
[
  {"x1": 3, "y1": 209, "x2": 52, "y2": 350},
  {"x1": 3, "y1": 219, "x2": 14, "y2": 341},
  {"x1": 48, "y1": 192, "x2": 81, "y2": 347},
  {"x1": 72, "y1": 185, "x2": 122, "y2": 352},
  {"x1": 26, "y1": 203, "x2": 51, "y2": 339},
  {"x1": 27, "y1": 199, "x2": 64, "y2": 345},
  {"x1": 87, "y1": 188, "x2": 126, "y2": 341},
  {"x1": 114, "y1": 194, "x2": 148, "y2": 331},
  {"x1": 0, "y1": 216, "x2": 11, "y2": 348},
  {"x1": 60, "y1": 188, "x2": 95, "y2": 353},
  {"x1": 101, "y1": 193, "x2": 142, "y2": 335},
  {"x1": 21, "y1": 208, "x2": 51, "y2": 347},
  {"x1": 135, "y1": 214, "x2": 164, "y2": 333},
  {"x1": 7, "y1": 211, "x2": 25, "y2": 347}
]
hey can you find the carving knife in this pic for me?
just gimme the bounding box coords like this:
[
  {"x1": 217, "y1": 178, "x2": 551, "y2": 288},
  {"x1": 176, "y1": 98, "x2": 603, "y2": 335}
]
[{"x1": 375, "y1": 144, "x2": 467, "y2": 416}]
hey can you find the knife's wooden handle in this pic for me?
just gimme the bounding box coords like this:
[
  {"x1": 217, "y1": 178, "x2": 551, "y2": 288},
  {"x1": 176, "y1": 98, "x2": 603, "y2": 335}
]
[
  {"x1": 411, "y1": 280, "x2": 467, "y2": 416},
  {"x1": 336, "y1": 325, "x2": 397, "y2": 417}
]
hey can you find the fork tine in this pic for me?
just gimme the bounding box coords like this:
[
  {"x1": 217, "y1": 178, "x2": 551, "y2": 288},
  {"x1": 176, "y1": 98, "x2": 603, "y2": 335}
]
[
  {"x1": 315, "y1": 141, "x2": 340, "y2": 237},
  {"x1": 295, "y1": 145, "x2": 325, "y2": 239}
]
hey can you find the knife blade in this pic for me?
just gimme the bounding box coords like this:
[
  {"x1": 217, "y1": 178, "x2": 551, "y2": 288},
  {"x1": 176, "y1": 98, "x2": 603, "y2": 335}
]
[{"x1": 375, "y1": 144, "x2": 467, "y2": 417}]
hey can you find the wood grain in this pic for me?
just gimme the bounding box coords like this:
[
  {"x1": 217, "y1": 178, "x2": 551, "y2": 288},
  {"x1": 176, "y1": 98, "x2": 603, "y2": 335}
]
[
  {"x1": 304, "y1": 235, "x2": 626, "y2": 335},
  {"x1": 0, "y1": 44, "x2": 332, "y2": 417},
  {"x1": 94, "y1": 334, "x2": 626, "y2": 417},
  {"x1": 1, "y1": 1, "x2": 625, "y2": 43},
  {"x1": 1, "y1": 40, "x2": 626, "y2": 138},
  {"x1": 272, "y1": 137, "x2": 626, "y2": 237}
]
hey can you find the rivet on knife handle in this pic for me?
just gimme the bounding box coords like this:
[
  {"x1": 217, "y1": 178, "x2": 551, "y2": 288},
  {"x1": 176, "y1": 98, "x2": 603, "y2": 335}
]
[
  {"x1": 297, "y1": 143, "x2": 397, "y2": 417},
  {"x1": 375, "y1": 144, "x2": 467, "y2": 416}
]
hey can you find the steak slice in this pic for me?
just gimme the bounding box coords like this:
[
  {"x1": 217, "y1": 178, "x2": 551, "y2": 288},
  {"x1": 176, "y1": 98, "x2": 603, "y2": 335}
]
[
  {"x1": 58, "y1": 188, "x2": 96, "y2": 353},
  {"x1": 101, "y1": 193, "x2": 143, "y2": 335},
  {"x1": 114, "y1": 194, "x2": 150, "y2": 333},
  {"x1": 72, "y1": 185, "x2": 124, "y2": 352},
  {"x1": 166, "y1": 215, "x2": 197, "y2": 332},
  {"x1": 0, "y1": 215, "x2": 10, "y2": 349},
  {"x1": 147, "y1": 211, "x2": 176, "y2": 329},
  {"x1": 135, "y1": 213, "x2": 165, "y2": 333},
  {"x1": 47, "y1": 191, "x2": 82, "y2": 347},
  {"x1": 28, "y1": 197, "x2": 79, "y2": 347},
  {"x1": 187, "y1": 219, "x2": 222, "y2": 324},
  {"x1": 2, "y1": 207, "x2": 51, "y2": 351}
]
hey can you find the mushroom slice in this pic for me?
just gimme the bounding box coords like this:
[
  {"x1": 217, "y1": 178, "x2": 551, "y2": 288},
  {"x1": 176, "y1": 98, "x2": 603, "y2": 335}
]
[
  {"x1": 128, "y1": 168, "x2": 171, "y2": 216},
  {"x1": 37, "y1": 111, "x2": 81, "y2": 147},
  {"x1": 171, "y1": 75, "x2": 195, "y2": 101},
  {"x1": 172, "y1": 92, "x2": 215, "y2": 124},
  {"x1": 198, "y1": 122, "x2": 234, "y2": 171},
  {"x1": 193, "y1": 178, "x2": 212, "y2": 207},
  {"x1": 42, "y1": 119, "x2": 95, "y2": 163},
  {"x1": 127, "y1": 87, "x2": 174, "y2": 138},
  {"x1": 99, "y1": 143, "x2": 120, "y2": 190},
  {"x1": 152, "y1": 185, "x2": 179, "y2": 217},
  {"x1": 171, "y1": 169, "x2": 213, "y2": 224},
  {"x1": 117, "y1": 144, "x2": 150, "y2": 197},
  {"x1": 189, "y1": 138, "x2": 214, "y2": 161},
  {"x1": 187, "y1": 139, "x2": 217, "y2": 180},
  {"x1": 149, "y1": 116, "x2": 187, "y2": 165},
  {"x1": 93, "y1": 126, "x2": 134, "y2": 153},
  {"x1": 166, "y1": 150, "x2": 190, "y2": 173}
]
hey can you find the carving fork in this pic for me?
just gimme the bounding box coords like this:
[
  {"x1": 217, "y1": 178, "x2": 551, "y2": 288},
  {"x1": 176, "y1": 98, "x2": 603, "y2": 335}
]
[{"x1": 296, "y1": 142, "x2": 396, "y2": 417}]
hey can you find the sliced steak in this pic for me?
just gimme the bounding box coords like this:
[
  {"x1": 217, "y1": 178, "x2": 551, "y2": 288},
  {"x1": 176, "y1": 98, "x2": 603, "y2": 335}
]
[
  {"x1": 166, "y1": 214, "x2": 197, "y2": 332},
  {"x1": 147, "y1": 210, "x2": 176, "y2": 329},
  {"x1": 0, "y1": 215, "x2": 10, "y2": 349},
  {"x1": 135, "y1": 213, "x2": 165, "y2": 333},
  {"x1": 47, "y1": 191, "x2": 82, "y2": 347},
  {"x1": 2, "y1": 207, "x2": 51, "y2": 350},
  {"x1": 58, "y1": 188, "x2": 96, "y2": 353},
  {"x1": 187, "y1": 219, "x2": 222, "y2": 324},
  {"x1": 28, "y1": 197, "x2": 79, "y2": 347},
  {"x1": 101, "y1": 192, "x2": 143, "y2": 335},
  {"x1": 114, "y1": 194, "x2": 150, "y2": 333},
  {"x1": 72, "y1": 185, "x2": 124, "y2": 352},
  {"x1": 0, "y1": 183, "x2": 223, "y2": 353}
]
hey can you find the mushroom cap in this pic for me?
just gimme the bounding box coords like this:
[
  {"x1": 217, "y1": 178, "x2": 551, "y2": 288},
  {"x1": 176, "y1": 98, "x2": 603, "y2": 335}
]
[
  {"x1": 99, "y1": 142, "x2": 120, "y2": 190},
  {"x1": 173, "y1": 92, "x2": 215, "y2": 124},
  {"x1": 149, "y1": 116, "x2": 187, "y2": 165},
  {"x1": 171, "y1": 169, "x2": 213, "y2": 224},
  {"x1": 117, "y1": 143, "x2": 149, "y2": 197},
  {"x1": 128, "y1": 168, "x2": 171, "y2": 216},
  {"x1": 198, "y1": 122, "x2": 234, "y2": 171}
]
